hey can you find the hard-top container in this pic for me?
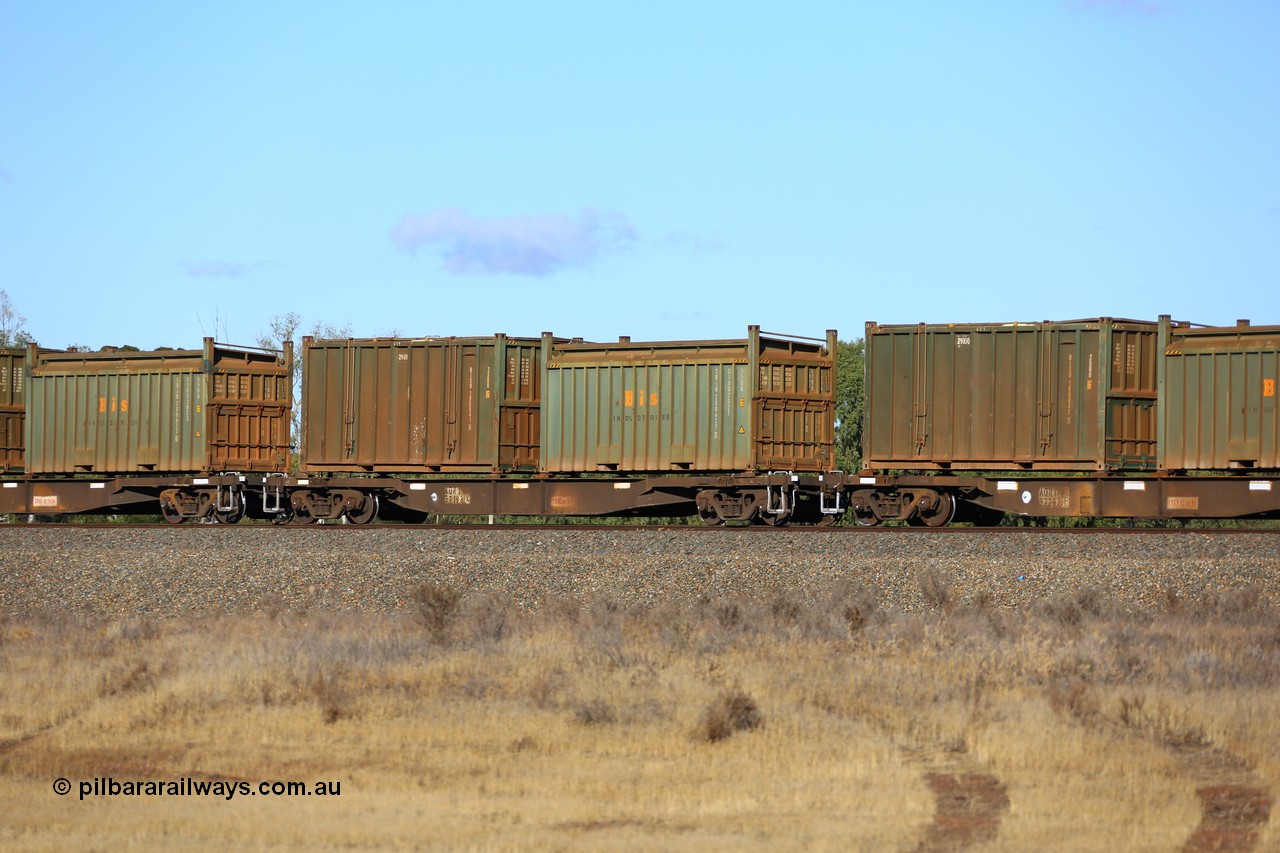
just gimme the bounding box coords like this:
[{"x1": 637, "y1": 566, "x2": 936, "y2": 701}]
[
  {"x1": 300, "y1": 335, "x2": 544, "y2": 473},
  {"x1": 863, "y1": 318, "x2": 1165, "y2": 471}
]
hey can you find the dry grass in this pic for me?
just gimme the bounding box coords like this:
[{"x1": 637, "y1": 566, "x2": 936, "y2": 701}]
[{"x1": 0, "y1": 582, "x2": 1277, "y2": 851}]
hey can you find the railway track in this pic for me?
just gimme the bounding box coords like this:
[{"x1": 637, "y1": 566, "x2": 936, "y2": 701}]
[{"x1": 2, "y1": 520, "x2": 1277, "y2": 534}]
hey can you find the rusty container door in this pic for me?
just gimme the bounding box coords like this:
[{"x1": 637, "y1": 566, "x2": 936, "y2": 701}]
[
  {"x1": 496, "y1": 337, "x2": 542, "y2": 469},
  {"x1": 864, "y1": 319, "x2": 1160, "y2": 471},
  {"x1": 1098, "y1": 321, "x2": 1161, "y2": 469},
  {"x1": 206, "y1": 340, "x2": 293, "y2": 472},
  {"x1": 540, "y1": 327, "x2": 835, "y2": 474},
  {"x1": 25, "y1": 340, "x2": 290, "y2": 475},
  {"x1": 1161, "y1": 320, "x2": 1280, "y2": 470},
  {"x1": 0, "y1": 349, "x2": 26, "y2": 472},
  {"x1": 752, "y1": 330, "x2": 837, "y2": 470},
  {"x1": 301, "y1": 335, "x2": 541, "y2": 473}
]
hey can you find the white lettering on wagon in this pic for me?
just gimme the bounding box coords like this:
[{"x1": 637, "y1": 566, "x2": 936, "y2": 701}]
[{"x1": 1037, "y1": 488, "x2": 1072, "y2": 509}]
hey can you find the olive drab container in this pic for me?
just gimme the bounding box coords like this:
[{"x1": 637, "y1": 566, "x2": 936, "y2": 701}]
[
  {"x1": 539, "y1": 327, "x2": 837, "y2": 474},
  {"x1": 26, "y1": 340, "x2": 292, "y2": 475},
  {"x1": 863, "y1": 318, "x2": 1166, "y2": 471},
  {"x1": 1160, "y1": 318, "x2": 1280, "y2": 471},
  {"x1": 300, "y1": 335, "x2": 545, "y2": 473}
]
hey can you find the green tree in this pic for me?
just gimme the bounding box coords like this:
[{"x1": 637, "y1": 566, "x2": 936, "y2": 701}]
[
  {"x1": 0, "y1": 290, "x2": 34, "y2": 348},
  {"x1": 834, "y1": 337, "x2": 864, "y2": 472},
  {"x1": 257, "y1": 312, "x2": 353, "y2": 447}
]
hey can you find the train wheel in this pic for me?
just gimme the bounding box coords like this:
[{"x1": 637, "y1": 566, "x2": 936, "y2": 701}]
[
  {"x1": 759, "y1": 511, "x2": 791, "y2": 527},
  {"x1": 213, "y1": 496, "x2": 245, "y2": 525},
  {"x1": 160, "y1": 500, "x2": 187, "y2": 525},
  {"x1": 851, "y1": 505, "x2": 880, "y2": 527},
  {"x1": 816, "y1": 512, "x2": 843, "y2": 527},
  {"x1": 288, "y1": 501, "x2": 319, "y2": 524},
  {"x1": 698, "y1": 507, "x2": 725, "y2": 526},
  {"x1": 911, "y1": 492, "x2": 956, "y2": 528},
  {"x1": 346, "y1": 494, "x2": 379, "y2": 525}
]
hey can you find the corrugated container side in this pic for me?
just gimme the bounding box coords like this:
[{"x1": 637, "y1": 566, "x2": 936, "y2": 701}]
[
  {"x1": 497, "y1": 337, "x2": 542, "y2": 469},
  {"x1": 26, "y1": 340, "x2": 290, "y2": 475},
  {"x1": 541, "y1": 327, "x2": 835, "y2": 474},
  {"x1": 300, "y1": 335, "x2": 542, "y2": 473},
  {"x1": 754, "y1": 334, "x2": 837, "y2": 470},
  {"x1": 207, "y1": 344, "x2": 293, "y2": 471},
  {"x1": 0, "y1": 349, "x2": 28, "y2": 471},
  {"x1": 1161, "y1": 320, "x2": 1280, "y2": 470},
  {"x1": 863, "y1": 319, "x2": 1160, "y2": 471},
  {"x1": 1103, "y1": 323, "x2": 1161, "y2": 467}
]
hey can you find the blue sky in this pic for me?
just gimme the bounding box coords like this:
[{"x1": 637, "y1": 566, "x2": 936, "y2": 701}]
[{"x1": 2, "y1": 1, "x2": 1277, "y2": 350}]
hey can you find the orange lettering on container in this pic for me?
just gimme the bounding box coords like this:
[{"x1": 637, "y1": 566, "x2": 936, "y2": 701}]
[
  {"x1": 99, "y1": 397, "x2": 107, "y2": 413},
  {"x1": 1265, "y1": 379, "x2": 1276, "y2": 398},
  {"x1": 624, "y1": 390, "x2": 634, "y2": 407}
]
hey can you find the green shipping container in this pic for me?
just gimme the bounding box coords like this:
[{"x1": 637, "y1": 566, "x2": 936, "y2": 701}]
[
  {"x1": 863, "y1": 318, "x2": 1164, "y2": 471},
  {"x1": 300, "y1": 335, "x2": 544, "y2": 473},
  {"x1": 27, "y1": 340, "x2": 291, "y2": 475},
  {"x1": 1161, "y1": 319, "x2": 1280, "y2": 471},
  {"x1": 540, "y1": 327, "x2": 836, "y2": 474}
]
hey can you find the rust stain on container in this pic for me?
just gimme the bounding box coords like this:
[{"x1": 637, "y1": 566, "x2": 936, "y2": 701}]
[
  {"x1": 26, "y1": 339, "x2": 291, "y2": 474},
  {"x1": 0, "y1": 349, "x2": 29, "y2": 472},
  {"x1": 863, "y1": 318, "x2": 1164, "y2": 472},
  {"x1": 300, "y1": 335, "x2": 544, "y2": 474},
  {"x1": 1161, "y1": 319, "x2": 1280, "y2": 471},
  {"x1": 541, "y1": 327, "x2": 836, "y2": 473}
]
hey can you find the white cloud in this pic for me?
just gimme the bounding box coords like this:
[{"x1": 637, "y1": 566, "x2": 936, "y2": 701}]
[{"x1": 390, "y1": 208, "x2": 637, "y2": 276}]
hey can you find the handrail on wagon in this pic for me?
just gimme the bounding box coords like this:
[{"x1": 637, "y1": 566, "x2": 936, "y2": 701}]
[
  {"x1": 212, "y1": 341, "x2": 286, "y2": 356},
  {"x1": 759, "y1": 330, "x2": 836, "y2": 343}
]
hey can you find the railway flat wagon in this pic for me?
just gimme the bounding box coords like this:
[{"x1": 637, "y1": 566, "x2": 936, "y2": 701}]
[
  {"x1": 1161, "y1": 318, "x2": 1280, "y2": 471},
  {"x1": 863, "y1": 318, "x2": 1166, "y2": 472},
  {"x1": 540, "y1": 327, "x2": 837, "y2": 474},
  {"x1": 300, "y1": 335, "x2": 545, "y2": 473},
  {"x1": 0, "y1": 349, "x2": 28, "y2": 472},
  {"x1": 26, "y1": 340, "x2": 292, "y2": 475}
]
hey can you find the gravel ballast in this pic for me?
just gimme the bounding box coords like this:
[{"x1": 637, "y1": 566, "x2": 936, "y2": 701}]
[{"x1": 1, "y1": 527, "x2": 1277, "y2": 618}]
